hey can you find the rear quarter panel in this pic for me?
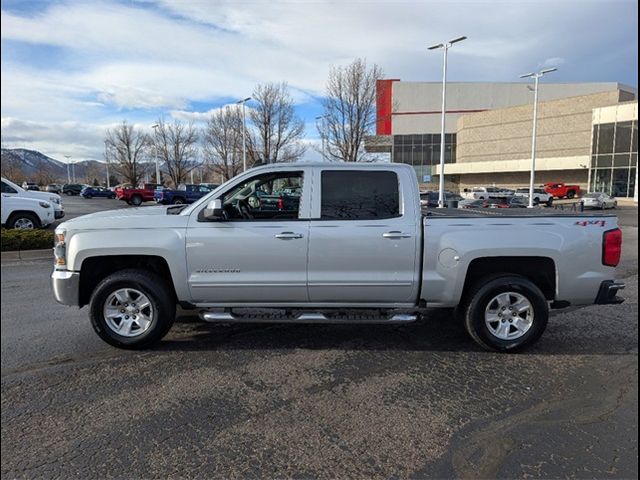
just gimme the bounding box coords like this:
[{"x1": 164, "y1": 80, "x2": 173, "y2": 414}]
[{"x1": 421, "y1": 214, "x2": 618, "y2": 307}]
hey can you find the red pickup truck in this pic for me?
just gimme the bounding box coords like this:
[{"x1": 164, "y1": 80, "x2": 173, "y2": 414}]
[
  {"x1": 544, "y1": 182, "x2": 581, "y2": 199},
  {"x1": 115, "y1": 183, "x2": 162, "y2": 206}
]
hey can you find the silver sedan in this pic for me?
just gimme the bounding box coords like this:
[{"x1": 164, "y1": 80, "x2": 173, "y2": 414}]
[{"x1": 582, "y1": 192, "x2": 618, "y2": 209}]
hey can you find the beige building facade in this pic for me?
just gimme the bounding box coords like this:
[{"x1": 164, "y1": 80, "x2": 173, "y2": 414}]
[{"x1": 366, "y1": 79, "x2": 638, "y2": 198}]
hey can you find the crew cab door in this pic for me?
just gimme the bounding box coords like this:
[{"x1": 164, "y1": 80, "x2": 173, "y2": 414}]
[
  {"x1": 185, "y1": 168, "x2": 310, "y2": 304},
  {"x1": 307, "y1": 168, "x2": 420, "y2": 304}
]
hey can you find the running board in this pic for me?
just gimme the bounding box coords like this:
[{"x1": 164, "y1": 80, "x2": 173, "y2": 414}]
[{"x1": 199, "y1": 311, "x2": 417, "y2": 324}]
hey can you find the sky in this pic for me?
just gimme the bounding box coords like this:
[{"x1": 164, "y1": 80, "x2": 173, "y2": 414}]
[{"x1": 1, "y1": 0, "x2": 638, "y2": 163}]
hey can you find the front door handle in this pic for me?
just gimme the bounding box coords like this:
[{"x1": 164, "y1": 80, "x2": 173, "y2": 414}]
[
  {"x1": 275, "y1": 232, "x2": 304, "y2": 239},
  {"x1": 383, "y1": 231, "x2": 412, "y2": 239}
]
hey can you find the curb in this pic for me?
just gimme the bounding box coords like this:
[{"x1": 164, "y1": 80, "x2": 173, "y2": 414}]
[{"x1": 1, "y1": 249, "x2": 52, "y2": 262}]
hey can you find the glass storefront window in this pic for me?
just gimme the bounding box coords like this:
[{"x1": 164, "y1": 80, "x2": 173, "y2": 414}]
[
  {"x1": 633, "y1": 121, "x2": 638, "y2": 153},
  {"x1": 615, "y1": 121, "x2": 633, "y2": 153},
  {"x1": 613, "y1": 154, "x2": 631, "y2": 168},
  {"x1": 592, "y1": 168, "x2": 612, "y2": 193},
  {"x1": 597, "y1": 123, "x2": 615, "y2": 154},
  {"x1": 595, "y1": 155, "x2": 613, "y2": 168},
  {"x1": 612, "y1": 168, "x2": 630, "y2": 197},
  {"x1": 592, "y1": 126, "x2": 599, "y2": 153}
]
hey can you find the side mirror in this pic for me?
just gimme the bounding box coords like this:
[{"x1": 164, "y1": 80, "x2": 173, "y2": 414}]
[{"x1": 203, "y1": 199, "x2": 224, "y2": 220}]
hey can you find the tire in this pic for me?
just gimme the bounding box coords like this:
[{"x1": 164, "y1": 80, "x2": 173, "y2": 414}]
[
  {"x1": 89, "y1": 269, "x2": 176, "y2": 349},
  {"x1": 131, "y1": 195, "x2": 143, "y2": 206},
  {"x1": 567, "y1": 190, "x2": 576, "y2": 199},
  {"x1": 613, "y1": 201, "x2": 617, "y2": 209},
  {"x1": 546, "y1": 198, "x2": 553, "y2": 207},
  {"x1": 7, "y1": 212, "x2": 41, "y2": 229},
  {"x1": 172, "y1": 198, "x2": 185, "y2": 205},
  {"x1": 461, "y1": 275, "x2": 549, "y2": 352},
  {"x1": 85, "y1": 195, "x2": 92, "y2": 199},
  {"x1": 533, "y1": 197, "x2": 540, "y2": 206}
]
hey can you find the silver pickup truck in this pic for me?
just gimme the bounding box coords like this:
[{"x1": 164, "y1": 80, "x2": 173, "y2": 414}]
[{"x1": 52, "y1": 163, "x2": 625, "y2": 352}]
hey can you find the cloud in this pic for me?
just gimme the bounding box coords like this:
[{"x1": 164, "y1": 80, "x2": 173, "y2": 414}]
[
  {"x1": 540, "y1": 57, "x2": 566, "y2": 69},
  {"x1": 1, "y1": 0, "x2": 637, "y2": 161}
]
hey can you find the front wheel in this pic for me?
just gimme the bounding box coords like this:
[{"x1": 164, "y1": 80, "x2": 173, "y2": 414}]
[
  {"x1": 7, "y1": 212, "x2": 40, "y2": 229},
  {"x1": 461, "y1": 275, "x2": 549, "y2": 352},
  {"x1": 567, "y1": 190, "x2": 576, "y2": 199},
  {"x1": 89, "y1": 269, "x2": 176, "y2": 349}
]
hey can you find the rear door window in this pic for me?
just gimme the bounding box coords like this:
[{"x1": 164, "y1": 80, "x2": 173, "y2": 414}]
[{"x1": 320, "y1": 170, "x2": 399, "y2": 220}]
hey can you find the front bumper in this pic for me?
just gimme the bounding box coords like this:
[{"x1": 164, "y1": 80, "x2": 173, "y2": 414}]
[
  {"x1": 52, "y1": 270, "x2": 80, "y2": 305},
  {"x1": 595, "y1": 280, "x2": 625, "y2": 305}
]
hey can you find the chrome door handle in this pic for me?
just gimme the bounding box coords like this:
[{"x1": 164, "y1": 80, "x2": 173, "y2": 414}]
[
  {"x1": 383, "y1": 231, "x2": 412, "y2": 239},
  {"x1": 275, "y1": 232, "x2": 304, "y2": 239}
]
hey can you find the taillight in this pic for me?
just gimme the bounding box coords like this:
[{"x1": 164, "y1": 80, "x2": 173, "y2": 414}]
[{"x1": 603, "y1": 228, "x2": 622, "y2": 267}]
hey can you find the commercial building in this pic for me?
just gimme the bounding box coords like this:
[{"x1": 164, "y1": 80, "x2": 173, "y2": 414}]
[{"x1": 365, "y1": 80, "x2": 637, "y2": 198}]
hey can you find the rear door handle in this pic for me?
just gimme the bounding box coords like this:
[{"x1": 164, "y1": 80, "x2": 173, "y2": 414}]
[
  {"x1": 383, "y1": 231, "x2": 412, "y2": 239},
  {"x1": 275, "y1": 232, "x2": 304, "y2": 239}
]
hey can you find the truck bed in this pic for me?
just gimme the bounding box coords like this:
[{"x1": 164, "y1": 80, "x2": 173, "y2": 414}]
[{"x1": 422, "y1": 207, "x2": 617, "y2": 218}]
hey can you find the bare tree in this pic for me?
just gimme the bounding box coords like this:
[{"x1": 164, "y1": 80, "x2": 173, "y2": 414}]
[
  {"x1": 105, "y1": 121, "x2": 149, "y2": 186},
  {"x1": 249, "y1": 82, "x2": 306, "y2": 164},
  {"x1": 154, "y1": 119, "x2": 199, "y2": 187},
  {"x1": 202, "y1": 107, "x2": 244, "y2": 181},
  {"x1": 0, "y1": 151, "x2": 26, "y2": 184},
  {"x1": 318, "y1": 58, "x2": 383, "y2": 162}
]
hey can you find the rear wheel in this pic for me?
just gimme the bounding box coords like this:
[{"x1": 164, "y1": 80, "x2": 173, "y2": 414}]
[
  {"x1": 131, "y1": 195, "x2": 143, "y2": 206},
  {"x1": 546, "y1": 197, "x2": 554, "y2": 207},
  {"x1": 461, "y1": 275, "x2": 549, "y2": 352},
  {"x1": 89, "y1": 269, "x2": 175, "y2": 349},
  {"x1": 172, "y1": 198, "x2": 185, "y2": 205},
  {"x1": 7, "y1": 212, "x2": 40, "y2": 229},
  {"x1": 567, "y1": 190, "x2": 576, "y2": 199}
]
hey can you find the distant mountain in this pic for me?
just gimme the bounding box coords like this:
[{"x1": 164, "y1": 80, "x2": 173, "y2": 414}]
[{"x1": 1, "y1": 148, "x2": 108, "y2": 185}]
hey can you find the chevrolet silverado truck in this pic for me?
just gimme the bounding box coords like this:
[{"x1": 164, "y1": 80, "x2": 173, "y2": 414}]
[
  {"x1": 51, "y1": 163, "x2": 625, "y2": 352},
  {"x1": 154, "y1": 184, "x2": 213, "y2": 205},
  {"x1": 115, "y1": 183, "x2": 162, "y2": 206}
]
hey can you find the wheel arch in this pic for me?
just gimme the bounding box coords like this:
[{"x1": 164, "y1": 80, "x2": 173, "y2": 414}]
[
  {"x1": 78, "y1": 255, "x2": 177, "y2": 307},
  {"x1": 461, "y1": 256, "x2": 557, "y2": 302},
  {"x1": 7, "y1": 210, "x2": 42, "y2": 228}
]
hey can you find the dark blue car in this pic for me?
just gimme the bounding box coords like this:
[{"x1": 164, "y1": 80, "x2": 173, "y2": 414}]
[{"x1": 81, "y1": 186, "x2": 116, "y2": 199}]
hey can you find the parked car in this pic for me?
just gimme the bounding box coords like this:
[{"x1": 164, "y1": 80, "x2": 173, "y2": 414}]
[
  {"x1": 154, "y1": 184, "x2": 213, "y2": 205},
  {"x1": 199, "y1": 183, "x2": 221, "y2": 190},
  {"x1": 62, "y1": 184, "x2": 86, "y2": 196},
  {"x1": 115, "y1": 183, "x2": 162, "y2": 206},
  {"x1": 1, "y1": 195, "x2": 54, "y2": 229},
  {"x1": 46, "y1": 184, "x2": 62, "y2": 194},
  {"x1": 420, "y1": 191, "x2": 463, "y2": 207},
  {"x1": 514, "y1": 188, "x2": 554, "y2": 206},
  {"x1": 582, "y1": 193, "x2": 617, "y2": 210},
  {"x1": 52, "y1": 163, "x2": 625, "y2": 353},
  {"x1": 81, "y1": 186, "x2": 117, "y2": 199},
  {"x1": 462, "y1": 196, "x2": 528, "y2": 209},
  {"x1": 461, "y1": 186, "x2": 512, "y2": 200},
  {"x1": 2, "y1": 177, "x2": 65, "y2": 219},
  {"x1": 544, "y1": 182, "x2": 581, "y2": 199},
  {"x1": 21, "y1": 181, "x2": 40, "y2": 191},
  {"x1": 485, "y1": 196, "x2": 529, "y2": 208}
]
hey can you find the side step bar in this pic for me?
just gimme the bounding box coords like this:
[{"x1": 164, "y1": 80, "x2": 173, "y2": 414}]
[{"x1": 200, "y1": 311, "x2": 417, "y2": 324}]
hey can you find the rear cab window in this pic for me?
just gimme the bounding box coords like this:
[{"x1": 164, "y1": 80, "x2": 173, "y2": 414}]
[{"x1": 319, "y1": 170, "x2": 400, "y2": 220}]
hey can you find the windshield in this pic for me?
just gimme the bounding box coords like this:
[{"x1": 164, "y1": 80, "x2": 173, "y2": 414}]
[{"x1": 585, "y1": 193, "x2": 602, "y2": 198}]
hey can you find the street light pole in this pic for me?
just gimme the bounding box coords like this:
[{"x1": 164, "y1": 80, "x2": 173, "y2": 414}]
[
  {"x1": 315, "y1": 115, "x2": 327, "y2": 160},
  {"x1": 237, "y1": 97, "x2": 251, "y2": 170},
  {"x1": 104, "y1": 140, "x2": 110, "y2": 188},
  {"x1": 64, "y1": 155, "x2": 71, "y2": 184},
  {"x1": 152, "y1": 124, "x2": 160, "y2": 184},
  {"x1": 428, "y1": 36, "x2": 466, "y2": 208},
  {"x1": 520, "y1": 67, "x2": 557, "y2": 208}
]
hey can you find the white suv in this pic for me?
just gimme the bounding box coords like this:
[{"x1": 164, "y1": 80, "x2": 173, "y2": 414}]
[
  {"x1": 2, "y1": 177, "x2": 64, "y2": 219},
  {"x1": 514, "y1": 188, "x2": 554, "y2": 206},
  {"x1": 1, "y1": 195, "x2": 55, "y2": 229}
]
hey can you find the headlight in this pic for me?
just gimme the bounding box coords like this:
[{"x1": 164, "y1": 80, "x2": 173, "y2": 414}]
[
  {"x1": 50, "y1": 196, "x2": 61, "y2": 205},
  {"x1": 39, "y1": 201, "x2": 51, "y2": 208},
  {"x1": 54, "y1": 228, "x2": 67, "y2": 266}
]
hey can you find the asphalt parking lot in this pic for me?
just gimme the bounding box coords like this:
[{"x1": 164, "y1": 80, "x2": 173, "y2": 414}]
[{"x1": 1, "y1": 198, "x2": 638, "y2": 478}]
